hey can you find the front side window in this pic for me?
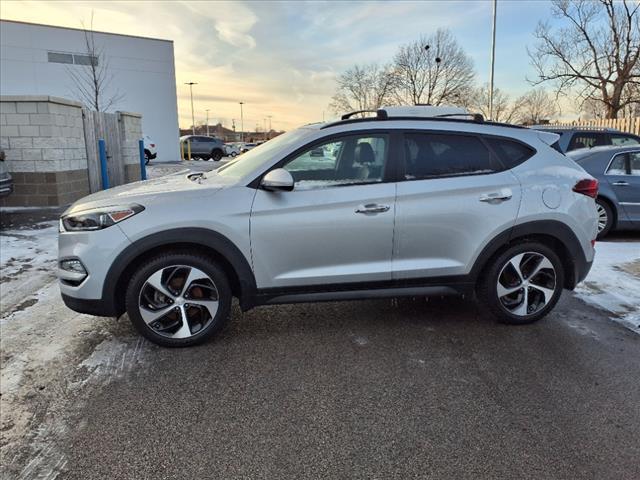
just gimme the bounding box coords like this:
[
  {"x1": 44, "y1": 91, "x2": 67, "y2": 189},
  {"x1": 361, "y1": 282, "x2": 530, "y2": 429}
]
[
  {"x1": 568, "y1": 133, "x2": 607, "y2": 151},
  {"x1": 610, "y1": 134, "x2": 640, "y2": 147},
  {"x1": 606, "y1": 154, "x2": 628, "y2": 175},
  {"x1": 403, "y1": 133, "x2": 498, "y2": 180},
  {"x1": 283, "y1": 134, "x2": 388, "y2": 190}
]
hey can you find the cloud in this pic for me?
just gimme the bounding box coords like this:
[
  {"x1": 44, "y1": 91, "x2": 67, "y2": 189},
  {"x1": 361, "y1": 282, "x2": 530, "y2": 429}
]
[{"x1": 182, "y1": 0, "x2": 257, "y2": 49}]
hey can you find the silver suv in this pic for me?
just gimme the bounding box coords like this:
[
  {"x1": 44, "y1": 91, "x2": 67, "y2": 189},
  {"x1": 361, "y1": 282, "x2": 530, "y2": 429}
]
[{"x1": 59, "y1": 106, "x2": 598, "y2": 347}]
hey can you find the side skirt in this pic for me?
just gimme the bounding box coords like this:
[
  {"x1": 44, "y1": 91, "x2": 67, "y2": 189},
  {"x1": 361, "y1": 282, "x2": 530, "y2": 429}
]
[{"x1": 243, "y1": 279, "x2": 475, "y2": 310}]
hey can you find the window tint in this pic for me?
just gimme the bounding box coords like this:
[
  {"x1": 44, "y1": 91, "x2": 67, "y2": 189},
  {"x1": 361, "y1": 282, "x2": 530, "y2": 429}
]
[
  {"x1": 606, "y1": 154, "x2": 627, "y2": 175},
  {"x1": 610, "y1": 134, "x2": 640, "y2": 146},
  {"x1": 48, "y1": 52, "x2": 73, "y2": 64},
  {"x1": 485, "y1": 137, "x2": 535, "y2": 169},
  {"x1": 73, "y1": 54, "x2": 98, "y2": 66},
  {"x1": 283, "y1": 134, "x2": 388, "y2": 190},
  {"x1": 403, "y1": 133, "x2": 498, "y2": 180},
  {"x1": 568, "y1": 132, "x2": 607, "y2": 151},
  {"x1": 630, "y1": 152, "x2": 640, "y2": 175}
]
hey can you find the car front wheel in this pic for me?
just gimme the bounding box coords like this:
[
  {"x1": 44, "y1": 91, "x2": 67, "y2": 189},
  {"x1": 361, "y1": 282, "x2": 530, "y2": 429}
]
[
  {"x1": 477, "y1": 242, "x2": 564, "y2": 325},
  {"x1": 125, "y1": 252, "x2": 231, "y2": 347}
]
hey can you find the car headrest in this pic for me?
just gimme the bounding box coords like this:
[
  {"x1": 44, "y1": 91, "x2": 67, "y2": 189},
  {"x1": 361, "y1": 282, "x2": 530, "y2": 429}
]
[{"x1": 355, "y1": 142, "x2": 376, "y2": 164}]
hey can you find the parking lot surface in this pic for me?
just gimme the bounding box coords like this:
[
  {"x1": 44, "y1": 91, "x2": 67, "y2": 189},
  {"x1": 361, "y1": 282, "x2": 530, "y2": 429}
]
[{"x1": 58, "y1": 295, "x2": 640, "y2": 480}]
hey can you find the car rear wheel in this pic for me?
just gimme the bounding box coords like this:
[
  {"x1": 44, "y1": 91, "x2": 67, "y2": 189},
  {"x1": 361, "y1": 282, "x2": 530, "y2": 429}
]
[
  {"x1": 477, "y1": 242, "x2": 564, "y2": 325},
  {"x1": 210, "y1": 149, "x2": 223, "y2": 161},
  {"x1": 125, "y1": 252, "x2": 231, "y2": 347},
  {"x1": 595, "y1": 198, "x2": 614, "y2": 239}
]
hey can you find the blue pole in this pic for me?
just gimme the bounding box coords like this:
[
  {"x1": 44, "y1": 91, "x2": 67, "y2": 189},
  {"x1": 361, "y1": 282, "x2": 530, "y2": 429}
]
[
  {"x1": 98, "y1": 139, "x2": 109, "y2": 189},
  {"x1": 138, "y1": 139, "x2": 147, "y2": 180}
]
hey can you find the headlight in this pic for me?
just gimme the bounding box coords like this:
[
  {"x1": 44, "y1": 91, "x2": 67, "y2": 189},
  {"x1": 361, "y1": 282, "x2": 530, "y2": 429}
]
[{"x1": 60, "y1": 204, "x2": 144, "y2": 232}]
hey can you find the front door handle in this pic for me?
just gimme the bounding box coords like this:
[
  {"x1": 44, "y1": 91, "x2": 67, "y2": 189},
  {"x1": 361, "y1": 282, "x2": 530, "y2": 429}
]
[
  {"x1": 479, "y1": 192, "x2": 512, "y2": 203},
  {"x1": 355, "y1": 203, "x2": 390, "y2": 214},
  {"x1": 612, "y1": 181, "x2": 629, "y2": 186}
]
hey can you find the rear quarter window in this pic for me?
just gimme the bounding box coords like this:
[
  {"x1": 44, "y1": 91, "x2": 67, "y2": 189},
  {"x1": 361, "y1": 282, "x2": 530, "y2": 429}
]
[{"x1": 484, "y1": 137, "x2": 536, "y2": 169}]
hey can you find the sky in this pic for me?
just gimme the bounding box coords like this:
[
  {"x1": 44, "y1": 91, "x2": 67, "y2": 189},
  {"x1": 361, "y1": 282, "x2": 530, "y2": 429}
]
[{"x1": 0, "y1": 0, "x2": 563, "y2": 131}]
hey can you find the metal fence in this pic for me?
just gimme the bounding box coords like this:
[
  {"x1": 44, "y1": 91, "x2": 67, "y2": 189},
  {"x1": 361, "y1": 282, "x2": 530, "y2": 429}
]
[{"x1": 548, "y1": 117, "x2": 640, "y2": 136}]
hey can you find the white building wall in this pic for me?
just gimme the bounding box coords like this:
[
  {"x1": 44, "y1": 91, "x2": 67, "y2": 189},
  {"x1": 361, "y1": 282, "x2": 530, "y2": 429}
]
[{"x1": 0, "y1": 20, "x2": 179, "y2": 162}]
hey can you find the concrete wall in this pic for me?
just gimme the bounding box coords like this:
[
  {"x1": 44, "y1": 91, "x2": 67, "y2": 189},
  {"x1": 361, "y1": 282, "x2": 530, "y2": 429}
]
[
  {"x1": 0, "y1": 95, "x2": 145, "y2": 207},
  {"x1": 0, "y1": 95, "x2": 90, "y2": 206},
  {"x1": 0, "y1": 19, "x2": 179, "y2": 162},
  {"x1": 119, "y1": 111, "x2": 143, "y2": 183}
]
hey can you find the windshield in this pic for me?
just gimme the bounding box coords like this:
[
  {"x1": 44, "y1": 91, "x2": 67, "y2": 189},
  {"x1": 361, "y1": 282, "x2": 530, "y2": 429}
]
[{"x1": 216, "y1": 129, "x2": 311, "y2": 178}]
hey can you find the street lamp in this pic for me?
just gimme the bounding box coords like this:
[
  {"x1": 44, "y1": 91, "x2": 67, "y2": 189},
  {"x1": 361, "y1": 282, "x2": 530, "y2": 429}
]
[
  {"x1": 239, "y1": 102, "x2": 244, "y2": 143},
  {"x1": 185, "y1": 82, "x2": 198, "y2": 135},
  {"x1": 205, "y1": 109, "x2": 210, "y2": 136},
  {"x1": 488, "y1": 0, "x2": 498, "y2": 120},
  {"x1": 267, "y1": 115, "x2": 273, "y2": 138}
]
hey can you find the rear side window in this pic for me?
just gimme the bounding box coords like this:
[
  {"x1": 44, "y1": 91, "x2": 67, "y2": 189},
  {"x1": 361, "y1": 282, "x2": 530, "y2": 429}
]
[
  {"x1": 403, "y1": 133, "x2": 499, "y2": 180},
  {"x1": 484, "y1": 137, "x2": 536, "y2": 169},
  {"x1": 568, "y1": 132, "x2": 607, "y2": 151},
  {"x1": 610, "y1": 134, "x2": 640, "y2": 146}
]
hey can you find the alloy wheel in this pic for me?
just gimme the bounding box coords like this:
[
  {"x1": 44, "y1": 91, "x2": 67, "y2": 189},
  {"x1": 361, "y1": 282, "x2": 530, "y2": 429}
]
[
  {"x1": 138, "y1": 265, "x2": 219, "y2": 339},
  {"x1": 496, "y1": 252, "x2": 557, "y2": 317},
  {"x1": 596, "y1": 203, "x2": 608, "y2": 233}
]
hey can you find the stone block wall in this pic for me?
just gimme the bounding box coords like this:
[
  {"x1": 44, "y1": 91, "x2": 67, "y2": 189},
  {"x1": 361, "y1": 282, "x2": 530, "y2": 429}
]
[
  {"x1": 119, "y1": 111, "x2": 143, "y2": 183},
  {"x1": 0, "y1": 96, "x2": 90, "y2": 206}
]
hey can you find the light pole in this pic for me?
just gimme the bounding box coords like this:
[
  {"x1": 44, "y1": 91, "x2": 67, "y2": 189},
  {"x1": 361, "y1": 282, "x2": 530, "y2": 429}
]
[
  {"x1": 488, "y1": 0, "x2": 497, "y2": 120},
  {"x1": 185, "y1": 82, "x2": 197, "y2": 135},
  {"x1": 267, "y1": 115, "x2": 272, "y2": 138},
  {"x1": 205, "y1": 109, "x2": 210, "y2": 136},
  {"x1": 239, "y1": 102, "x2": 244, "y2": 143}
]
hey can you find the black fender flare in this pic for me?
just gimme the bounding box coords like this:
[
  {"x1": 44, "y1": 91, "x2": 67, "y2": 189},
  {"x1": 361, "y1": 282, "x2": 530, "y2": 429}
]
[
  {"x1": 469, "y1": 220, "x2": 589, "y2": 289},
  {"x1": 103, "y1": 228, "x2": 256, "y2": 315}
]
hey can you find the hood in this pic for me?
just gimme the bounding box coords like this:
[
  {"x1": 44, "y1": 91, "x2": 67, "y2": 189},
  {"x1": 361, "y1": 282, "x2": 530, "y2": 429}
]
[{"x1": 65, "y1": 170, "x2": 236, "y2": 215}]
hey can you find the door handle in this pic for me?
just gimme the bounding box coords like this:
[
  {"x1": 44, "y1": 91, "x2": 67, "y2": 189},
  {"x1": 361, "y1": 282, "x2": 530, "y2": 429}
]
[
  {"x1": 355, "y1": 203, "x2": 390, "y2": 214},
  {"x1": 612, "y1": 181, "x2": 629, "y2": 186},
  {"x1": 479, "y1": 192, "x2": 512, "y2": 203}
]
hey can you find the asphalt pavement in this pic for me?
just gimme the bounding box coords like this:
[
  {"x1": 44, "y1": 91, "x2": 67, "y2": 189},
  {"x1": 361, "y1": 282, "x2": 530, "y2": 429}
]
[{"x1": 59, "y1": 293, "x2": 639, "y2": 480}]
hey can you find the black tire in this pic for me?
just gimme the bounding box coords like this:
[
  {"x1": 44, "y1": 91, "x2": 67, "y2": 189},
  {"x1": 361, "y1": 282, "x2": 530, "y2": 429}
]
[
  {"x1": 477, "y1": 242, "x2": 564, "y2": 325},
  {"x1": 125, "y1": 252, "x2": 232, "y2": 347},
  {"x1": 595, "y1": 197, "x2": 614, "y2": 239},
  {"x1": 210, "y1": 149, "x2": 223, "y2": 161},
  {"x1": 144, "y1": 149, "x2": 151, "y2": 166}
]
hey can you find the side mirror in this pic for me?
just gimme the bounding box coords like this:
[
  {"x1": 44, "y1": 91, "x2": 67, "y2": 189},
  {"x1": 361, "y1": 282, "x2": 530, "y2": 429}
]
[{"x1": 261, "y1": 168, "x2": 294, "y2": 192}]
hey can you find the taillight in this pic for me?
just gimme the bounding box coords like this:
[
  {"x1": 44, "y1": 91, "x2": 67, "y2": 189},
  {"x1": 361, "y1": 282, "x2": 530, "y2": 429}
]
[
  {"x1": 573, "y1": 179, "x2": 598, "y2": 198},
  {"x1": 150, "y1": 143, "x2": 156, "y2": 148}
]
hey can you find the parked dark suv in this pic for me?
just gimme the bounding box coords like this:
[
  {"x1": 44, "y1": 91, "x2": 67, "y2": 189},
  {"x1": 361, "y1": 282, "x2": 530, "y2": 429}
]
[
  {"x1": 530, "y1": 126, "x2": 640, "y2": 153},
  {"x1": 180, "y1": 135, "x2": 226, "y2": 161}
]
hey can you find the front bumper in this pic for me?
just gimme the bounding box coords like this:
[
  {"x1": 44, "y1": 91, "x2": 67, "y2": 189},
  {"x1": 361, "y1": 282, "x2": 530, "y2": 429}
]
[
  {"x1": 61, "y1": 293, "x2": 120, "y2": 317},
  {"x1": 58, "y1": 224, "x2": 131, "y2": 315}
]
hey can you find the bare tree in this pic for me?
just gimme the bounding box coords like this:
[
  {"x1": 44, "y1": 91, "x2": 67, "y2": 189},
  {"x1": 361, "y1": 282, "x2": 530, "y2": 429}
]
[
  {"x1": 67, "y1": 13, "x2": 124, "y2": 112},
  {"x1": 329, "y1": 63, "x2": 395, "y2": 115},
  {"x1": 529, "y1": 0, "x2": 640, "y2": 118},
  {"x1": 515, "y1": 88, "x2": 558, "y2": 125},
  {"x1": 391, "y1": 29, "x2": 475, "y2": 106},
  {"x1": 469, "y1": 84, "x2": 523, "y2": 123}
]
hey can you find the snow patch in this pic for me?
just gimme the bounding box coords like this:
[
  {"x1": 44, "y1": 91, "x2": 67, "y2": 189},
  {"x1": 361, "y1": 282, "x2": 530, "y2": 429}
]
[{"x1": 575, "y1": 240, "x2": 640, "y2": 334}]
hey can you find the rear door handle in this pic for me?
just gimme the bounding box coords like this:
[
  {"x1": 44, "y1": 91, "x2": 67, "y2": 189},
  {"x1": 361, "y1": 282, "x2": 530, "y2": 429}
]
[
  {"x1": 355, "y1": 203, "x2": 390, "y2": 214},
  {"x1": 479, "y1": 192, "x2": 512, "y2": 203},
  {"x1": 612, "y1": 181, "x2": 629, "y2": 186}
]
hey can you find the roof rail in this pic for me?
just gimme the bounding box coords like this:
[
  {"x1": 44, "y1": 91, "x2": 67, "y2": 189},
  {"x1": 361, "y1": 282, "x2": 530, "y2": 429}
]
[
  {"x1": 340, "y1": 109, "x2": 388, "y2": 120},
  {"x1": 433, "y1": 113, "x2": 485, "y2": 122},
  {"x1": 322, "y1": 109, "x2": 525, "y2": 130}
]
